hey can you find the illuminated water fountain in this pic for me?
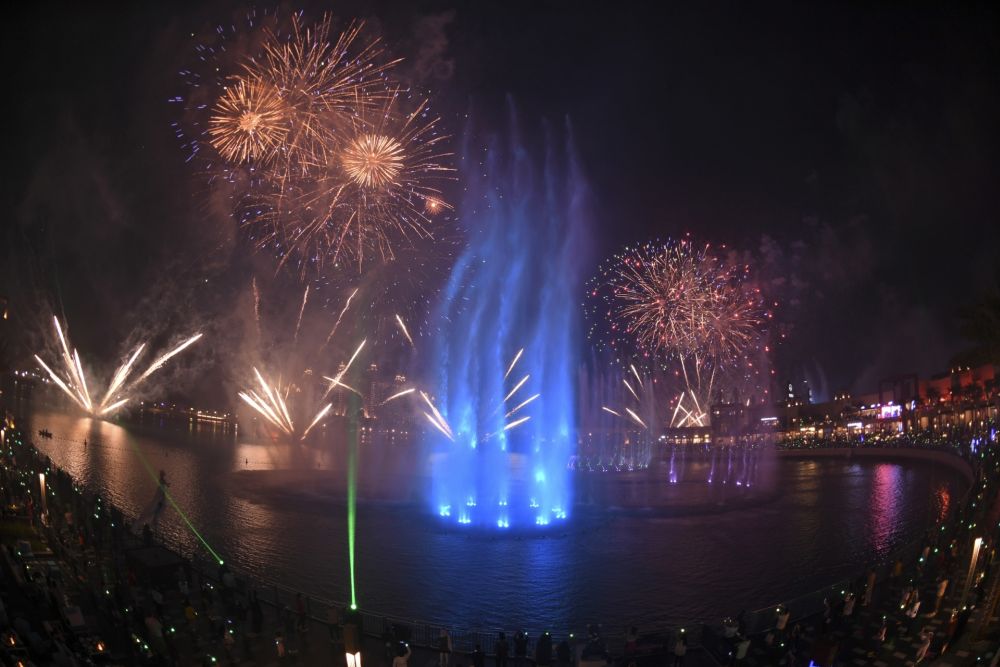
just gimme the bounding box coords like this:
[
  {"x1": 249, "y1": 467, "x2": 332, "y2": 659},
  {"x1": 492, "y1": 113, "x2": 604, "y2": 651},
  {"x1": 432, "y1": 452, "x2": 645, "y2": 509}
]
[{"x1": 427, "y1": 117, "x2": 589, "y2": 528}]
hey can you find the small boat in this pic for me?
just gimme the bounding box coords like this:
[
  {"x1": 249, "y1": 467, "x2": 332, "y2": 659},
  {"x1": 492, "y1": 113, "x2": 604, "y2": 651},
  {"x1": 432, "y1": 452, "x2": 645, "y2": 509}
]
[{"x1": 38, "y1": 429, "x2": 52, "y2": 439}]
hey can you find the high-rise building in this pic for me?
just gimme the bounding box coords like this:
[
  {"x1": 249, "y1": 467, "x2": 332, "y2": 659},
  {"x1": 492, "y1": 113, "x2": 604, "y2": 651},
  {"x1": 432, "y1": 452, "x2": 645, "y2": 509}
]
[
  {"x1": 364, "y1": 363, "x2": 380, "y2": 418},
  {"x1": 331, "y1": 361, "x2": 348, "y2": 416}
]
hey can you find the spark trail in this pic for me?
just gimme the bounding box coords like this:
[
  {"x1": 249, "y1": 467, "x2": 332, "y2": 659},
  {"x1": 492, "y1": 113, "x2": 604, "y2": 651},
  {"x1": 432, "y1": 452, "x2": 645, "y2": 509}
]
[{"x1": 35, "y1": 317, "x2": 202, "y2": 417}]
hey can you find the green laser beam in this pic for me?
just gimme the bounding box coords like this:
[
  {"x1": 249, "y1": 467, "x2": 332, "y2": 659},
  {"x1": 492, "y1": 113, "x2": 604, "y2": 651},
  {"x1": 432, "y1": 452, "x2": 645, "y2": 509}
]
[
  {"x1": 347, "y1": 394, "x2": 359, "y2": 609},
  {"x1": 125, "y1": 439, "x2": 224, "y2": 565},
  {"x1": 348, "y1": 442, "x2": 357, "y2": 609}
]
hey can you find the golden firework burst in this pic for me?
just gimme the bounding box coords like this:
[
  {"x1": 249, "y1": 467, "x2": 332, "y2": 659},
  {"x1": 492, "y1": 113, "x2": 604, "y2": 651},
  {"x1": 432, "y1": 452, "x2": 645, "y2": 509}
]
[
  {"x1": 208, "y1": 78, "x2": 289, "y2": 164},
  {"x1": 341, "y1": 133, "x2": 405, "y2": 189}
]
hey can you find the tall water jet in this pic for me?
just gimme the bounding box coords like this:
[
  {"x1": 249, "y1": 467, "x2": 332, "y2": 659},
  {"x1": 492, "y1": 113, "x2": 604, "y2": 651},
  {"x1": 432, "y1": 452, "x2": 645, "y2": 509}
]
[{"x1": 428, "y1": 111, "x2": 589, "y2": 528}]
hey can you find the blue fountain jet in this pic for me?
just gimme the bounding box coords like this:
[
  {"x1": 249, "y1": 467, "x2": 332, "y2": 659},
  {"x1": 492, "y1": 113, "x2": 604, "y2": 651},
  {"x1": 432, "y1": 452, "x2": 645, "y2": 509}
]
[{"x1": 427, "y1": 113, "x2": 590, "y2": 529}]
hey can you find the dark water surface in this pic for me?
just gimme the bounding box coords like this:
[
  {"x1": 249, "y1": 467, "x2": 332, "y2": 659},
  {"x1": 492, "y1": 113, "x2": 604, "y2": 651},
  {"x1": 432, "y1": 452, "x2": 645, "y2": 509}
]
[{"x1": 18, "y1": 402, "x2": 964, "y2": 635}]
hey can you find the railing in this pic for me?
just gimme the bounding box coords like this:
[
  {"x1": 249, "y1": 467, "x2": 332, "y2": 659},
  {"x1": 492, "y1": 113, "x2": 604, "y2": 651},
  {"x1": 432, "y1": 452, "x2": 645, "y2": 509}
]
[{"x1": 700, "y1": 431, "x2": 984, "y2": 663}]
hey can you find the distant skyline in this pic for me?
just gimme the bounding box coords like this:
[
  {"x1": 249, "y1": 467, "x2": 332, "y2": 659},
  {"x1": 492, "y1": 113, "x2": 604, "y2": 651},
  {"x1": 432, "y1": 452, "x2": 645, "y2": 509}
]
[{"x1": 3, "y1": 1, "x2": 999, "y2": 408}]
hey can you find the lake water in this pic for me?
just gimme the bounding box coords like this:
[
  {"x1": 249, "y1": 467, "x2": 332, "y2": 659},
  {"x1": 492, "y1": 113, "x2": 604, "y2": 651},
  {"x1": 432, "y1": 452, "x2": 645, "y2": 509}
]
[{"x1": 15, "y1": 396, "x2": 964, "y2": 636}]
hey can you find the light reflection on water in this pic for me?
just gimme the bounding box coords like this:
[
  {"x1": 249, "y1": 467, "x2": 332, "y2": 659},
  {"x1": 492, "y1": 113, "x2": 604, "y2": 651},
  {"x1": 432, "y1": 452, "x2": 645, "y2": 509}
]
[{"x1": 18, "y1": 401, "x2": 964, "y2": 634}]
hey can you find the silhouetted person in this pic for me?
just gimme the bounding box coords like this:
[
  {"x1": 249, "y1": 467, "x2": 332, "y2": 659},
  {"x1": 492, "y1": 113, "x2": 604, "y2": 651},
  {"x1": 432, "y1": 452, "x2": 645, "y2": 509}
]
[
  {"x1": 438, "y1": 628, "x2": 452, "y2": 667},
  {"x1": 672, "y1": 633, "x2": 687, "y2": 666},
  {"x1": 514, "y1": 631, "x2": 528, "y2": 667},
  {"x1": 953, "y1": 606, "x2": 973, "y2": 643},
  {"x1": 556, "y1": 638, "x2": 571, "y2": 667},
  {"x1": 472, "y1": 644, "x2": 485, "y2": 667},
  {"x1": 496, "y1": 632, "x2": 509, "y2": 667},
  {"x1": 250, "y1": 593, "x2": 263, "y2": 636},
  {"x1": 536, "y1": 632, "x2": 553, "y2": 667},
  {"x1": 393, "y1": 643, "x2": 412, "y2": 667}
]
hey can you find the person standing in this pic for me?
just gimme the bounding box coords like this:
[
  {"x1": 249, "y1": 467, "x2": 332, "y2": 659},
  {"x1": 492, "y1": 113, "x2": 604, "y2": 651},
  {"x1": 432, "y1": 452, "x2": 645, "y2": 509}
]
[
  {"x1": 145, "y1": 610, "x2": 165, "y2": 655},
  {"x1": 730, "y1": 635, "x2": 750, "y2": 666},
  {"x1": 933, "y1": 577, "x2": 949, "y2": 615},
  {"x1": 295, "y1": 593, "x2": 306, "y2": 631},
  {"x1": 472, "y1": 644, "x2": 485, "y2": 667},
  {"x1": 775, "y1": 607, "x2": 790, "y2": 637},
  {"x1": 251, "y1": 593, "x2": 263, "y2": 637},
  {"x1": 624, "y1": 626, "x2": 638, "y2": 667},
  {"x1": 327, "y1": 605, "x2": 342, "y2": 643},
  {"x1": 671, "y1": 632, "x2": 687, "y2": 666},
  {"x1": 514, "y1": 631, "x2": 528, "y2": 667},
  {"x1": 535, "y1": 632, "x2": 553, "y2": 667},
  {"x1": 906, "y1": 594, "x2": 922, "y2": 636},
  {"x1": 393, "y1": 643, "x2": 412, "y2": 667},
  {"x1": 914, "y1": 628, "x2": 932, "y2": 663},
  {"x1": 438, "y1": 628, "x2": 453, "y2": 667},
  {"x1": 556, "y1": 638, "x2": 571, "y2": 667},
  {"x1": 496, "y1": 632, "x2": 509, "y2": 667},
  {"x1": 863, "y1": 569, "x2": 877, "y2": 606},
  {"x1": 842, "y1": 592, "x2": 856, "y2": 617}
]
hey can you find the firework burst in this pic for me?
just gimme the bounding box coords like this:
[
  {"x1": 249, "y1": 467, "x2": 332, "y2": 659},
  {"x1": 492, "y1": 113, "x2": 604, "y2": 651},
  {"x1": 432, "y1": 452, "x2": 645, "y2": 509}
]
[
  {"x1": 177, "y1": 10, "x2": 454, "y2": 280},
  {"x1": 208, "y1": 77, "x2": 289, "y2": 164},
  {"x1": 238, "y1": 339, "x2": 366, "y2": 441},
  {"x1": 587, "y1": 238, "x2": 769, "y2": 426},
  {"x1": 266, "y1": 90, "x2": 454, "y2": 276},
  {"x1": 342, "y1": 133, "x2": 405, "y2": 189},
  {"x1": 34, "y1": 317, "x2": 202, "y2": 417}
]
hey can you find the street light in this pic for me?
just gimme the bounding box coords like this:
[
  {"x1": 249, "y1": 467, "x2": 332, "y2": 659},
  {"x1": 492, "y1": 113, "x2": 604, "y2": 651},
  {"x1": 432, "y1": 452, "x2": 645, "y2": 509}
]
[
  {"x1": 38, "y1": 473, "x2": 48, "y2": 518},
  {"x1": 960, "y1": 536, "x2": 983, "y2": 608}
]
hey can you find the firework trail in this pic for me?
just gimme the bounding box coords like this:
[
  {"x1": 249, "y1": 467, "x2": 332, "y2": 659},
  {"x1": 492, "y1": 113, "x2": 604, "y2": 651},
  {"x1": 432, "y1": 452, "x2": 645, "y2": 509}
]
[
  {"x1": 239, "y1": 339, "x2": 367, "y2": 440},
  {"x1": 421, "y1": 348, "x2": 541, "y2": 443},
  {"x1": 623, "y1": 379, "x2": 639, "y2": 401},
  {"x1": 624, "y1": 408, "x2": 647, "y2": 430},
  {"x1": 35, "y1": 317, "x2": 202, "y2": 416},
  {"x1": 320, "y1": 339, "x2": 367, "y2": 401},
  {"x1": 504, "y1": 348, "x2": 523, "y2": 380},
  {"x1": 502, "y1": 375, "x2": 530, "y2": 405},
  {"x1": 394, "y1": 314, "x2": 414, "y2": 347},
  {"x1": 380, "y1": 387, "x2": 415, "y2": 405},
  {"x1": 252, "y1": 277, "x2": 262, "y2": 339},
  {"x1": 293, "y1": 285, "x2": 309, "y2": 343},
  {"x1": 99, "y1": 344, "x2": 145, "y2": 408},
  {"x1": 504, "y1": 392, "x2": 539, "y2": 419},
  {"x1": 503, "y1": 415, "x2": 531, "y2": 432},
  {"x1": 599, "y1": 364, "x2": 655, "y2": 431},
  {"x1": 136, "y1": 334, "x2": 205, "y2": 383},
  {"x1": 301, "y1": 403, "x2": 333, "y2": 439},
  {"x1": 323, "y1": 287, "x2": 359, "y2": 347}
]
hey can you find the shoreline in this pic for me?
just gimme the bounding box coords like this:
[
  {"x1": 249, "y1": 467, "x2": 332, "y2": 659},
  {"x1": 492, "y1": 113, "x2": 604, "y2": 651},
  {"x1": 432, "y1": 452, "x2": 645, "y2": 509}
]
[{"x1": 777, "y1": 446, "x2": 975, "y2": 485}]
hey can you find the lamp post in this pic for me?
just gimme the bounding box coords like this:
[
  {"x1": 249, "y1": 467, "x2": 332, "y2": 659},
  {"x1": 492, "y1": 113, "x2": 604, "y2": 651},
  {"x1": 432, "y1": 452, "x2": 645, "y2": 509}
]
[
  {"x1": 38, "y1": 473, "x2": 48, "y2": 518},
  {"x1": 960, "y1": 536, "x2": 983, "y2": 609}
]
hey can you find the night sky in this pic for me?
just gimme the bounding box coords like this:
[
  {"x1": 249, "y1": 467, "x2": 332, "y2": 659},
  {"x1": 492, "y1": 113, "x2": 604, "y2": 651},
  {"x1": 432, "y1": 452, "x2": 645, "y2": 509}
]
[{"x1": 4, "y1": 1, "x2": 999, "y2": 406}]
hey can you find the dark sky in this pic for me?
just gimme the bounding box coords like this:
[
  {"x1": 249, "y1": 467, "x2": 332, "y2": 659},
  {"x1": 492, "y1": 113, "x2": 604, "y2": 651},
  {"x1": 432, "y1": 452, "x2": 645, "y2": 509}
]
[{"x1": 4, "y1": 1, "x2": 1000, "y2": 405}]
